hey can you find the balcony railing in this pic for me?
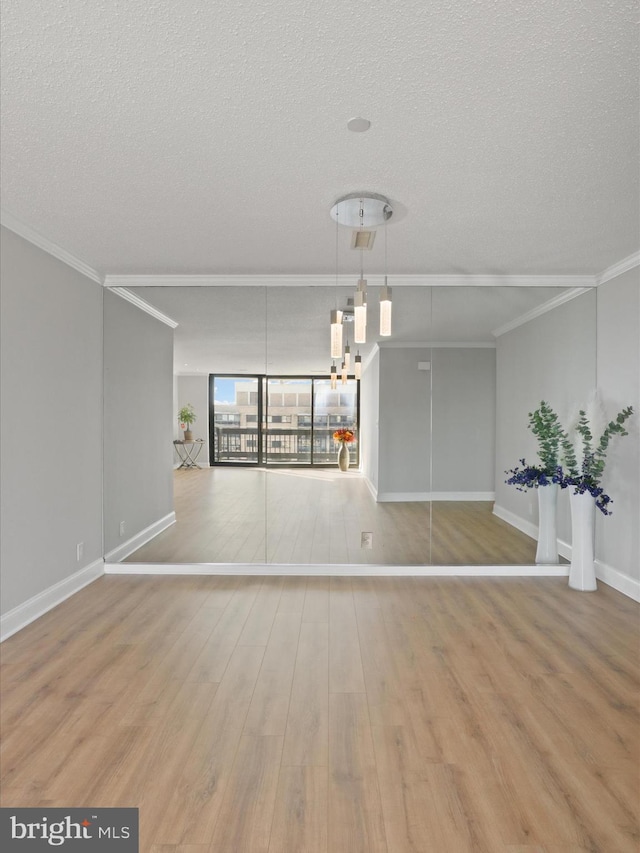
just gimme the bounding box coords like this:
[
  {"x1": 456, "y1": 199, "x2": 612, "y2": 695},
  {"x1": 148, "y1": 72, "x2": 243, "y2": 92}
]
[{"x1": 213, "y1": 427, "x2": 358, "y2": 465}]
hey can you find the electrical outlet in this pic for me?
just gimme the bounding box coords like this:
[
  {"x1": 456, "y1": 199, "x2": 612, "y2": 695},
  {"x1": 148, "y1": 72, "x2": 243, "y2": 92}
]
[
  {"x1": 361, "y1": 531, "x2": 373, "y2": 549},
  {"x1": 76, "y1": 542, "x2": 84, "y2": 562},
  {"x1": 119, "y1": 521, "x2": 126, "y2": 537}
]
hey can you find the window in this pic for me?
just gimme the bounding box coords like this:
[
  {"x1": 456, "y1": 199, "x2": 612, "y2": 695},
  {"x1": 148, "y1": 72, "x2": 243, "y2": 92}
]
[
  {"x1": 214, "y1": 413, "x2": 240, "y2": 425},
  {"x1": 267, "y1": 415, "x2": 293, "y2": 424},
  {"x1": 210, "y1": 374, "x2": 359, "y2": 466},
  {"x1": 329, "y1": 414, "x2": 350, "y2": 427}
]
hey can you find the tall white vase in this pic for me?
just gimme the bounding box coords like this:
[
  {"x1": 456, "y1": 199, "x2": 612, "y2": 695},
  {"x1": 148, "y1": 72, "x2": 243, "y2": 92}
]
[
  {"x1": 535, "y1": 484, "x2": 559, "y2": 564},
  {"x1": 569, "y1": 490, "x2": 597, "y2": 591}
]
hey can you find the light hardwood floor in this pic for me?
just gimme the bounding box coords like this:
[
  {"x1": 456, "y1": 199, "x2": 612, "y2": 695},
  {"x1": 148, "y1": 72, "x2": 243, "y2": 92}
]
[
  {"x1": 1, "y1": 575, "x2": 637, "y2": 852},
  {"x1": 126, "y1": 467, "x2": 543, "y2": 564}
]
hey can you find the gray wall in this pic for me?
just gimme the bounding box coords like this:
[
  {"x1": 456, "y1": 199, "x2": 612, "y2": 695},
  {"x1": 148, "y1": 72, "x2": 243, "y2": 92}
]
[
  {"x1": 375, "y1": 346, "x2": 495, "y2": 499},
  {"x1": 103, "y1": 290, "x2": 175, "y2": 554},
  {"x1": 176, "y1": 374, "x2": 210, "y2": 464},
  {"x1": 431, "y1": 347, "x2": 496, "y2": 493},
  {"x1": 0, "y1": 227, "x2": 103, "y2": 615},
  {"x1": 595, "y1": 270, "x2": 639, "y2": 582},
  {"x1": 494, "y1": 290, "x2": 598, "y2": 547},
  {"x1": 377, "y1": 348, "x2": 432, "y2": 498}
]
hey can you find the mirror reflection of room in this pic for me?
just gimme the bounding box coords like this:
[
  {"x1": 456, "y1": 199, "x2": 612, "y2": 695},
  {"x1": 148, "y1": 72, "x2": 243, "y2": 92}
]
[{"x1": 106, "y1": 283, "x2": 597, "y2": 567}]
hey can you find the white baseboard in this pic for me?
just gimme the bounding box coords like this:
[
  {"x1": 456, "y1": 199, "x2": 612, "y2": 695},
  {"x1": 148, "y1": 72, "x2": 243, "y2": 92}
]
[
  {"x1": 105, "y1": 562, "x2": 570, "y2": 577},
  {"x1": 376, "y1": 491, "x2": 495, "y2": 503},
  {"x1": 493, "y1": 503, "x2": 538, "y2": 539},
  {"x1": 364, "y1": 477, "x2": 378, "y2": 500},
  {"x1": 493, "y1": 504, "x2": 639, "y2": 600},
  {"x1": 376, "y1": 491, "x2": 431, "y2": 502},
  {"x1": 433, "y1": 491, "x2": 495, "y2": 501},
  {"x1": 493, "y1": 503, "x2": 572, "y2": 561},
  {"x1": 595, "y1": 560, "x2": 640, "y2": 602},
  {"x1": 1, "y1": 559, "x2": 104, "y2": 642},
  {"x1": 104, "y1": 512, "x2": 176, "y2": 563}
]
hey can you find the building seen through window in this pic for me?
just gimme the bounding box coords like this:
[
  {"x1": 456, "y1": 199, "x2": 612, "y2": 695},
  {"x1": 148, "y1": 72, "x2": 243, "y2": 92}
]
[{"x1": 210, "y1": 376, "x2": 359, "y2": 466}]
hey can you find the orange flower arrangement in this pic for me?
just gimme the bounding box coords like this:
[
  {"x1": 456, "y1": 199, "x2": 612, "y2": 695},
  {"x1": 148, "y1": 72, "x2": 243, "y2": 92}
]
[{"x1": 333, "y1": 428, "x2": 355, "y2": 444}]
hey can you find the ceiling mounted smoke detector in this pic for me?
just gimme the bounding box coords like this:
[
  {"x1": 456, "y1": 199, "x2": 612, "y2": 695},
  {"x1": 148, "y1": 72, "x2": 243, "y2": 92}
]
[{"x1": 347, "y1": 117, "x2": 371, "y2": 132}]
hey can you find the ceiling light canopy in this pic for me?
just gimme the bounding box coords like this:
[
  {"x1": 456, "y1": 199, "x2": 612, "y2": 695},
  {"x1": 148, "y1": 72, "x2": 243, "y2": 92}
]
[{"x1": 329, "y1": 192, "x2": 393, "y2": 228}]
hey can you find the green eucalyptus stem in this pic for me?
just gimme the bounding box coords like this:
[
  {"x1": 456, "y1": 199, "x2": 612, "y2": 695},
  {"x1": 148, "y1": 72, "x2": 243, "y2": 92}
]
[
  {"x1": 572, "y1": 405, "x2": 633, "y2": 482},
  {"x1": 527, "y1": 401, "x2": 572, "y2": 473}
]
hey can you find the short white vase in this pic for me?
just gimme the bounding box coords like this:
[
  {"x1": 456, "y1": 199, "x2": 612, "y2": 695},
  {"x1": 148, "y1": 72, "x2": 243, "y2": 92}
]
[
  {"x1": 568, "y1": 490, "x2": 597, "y2": 591},
  {"x1": 535, "y1": 484, "x2": 559, "y2": 564}
]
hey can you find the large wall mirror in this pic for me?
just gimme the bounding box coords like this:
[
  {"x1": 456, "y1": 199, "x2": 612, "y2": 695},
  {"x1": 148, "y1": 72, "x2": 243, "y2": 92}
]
[{"x1": 103, "y1": 283, "x2": 596, "y2": 568}]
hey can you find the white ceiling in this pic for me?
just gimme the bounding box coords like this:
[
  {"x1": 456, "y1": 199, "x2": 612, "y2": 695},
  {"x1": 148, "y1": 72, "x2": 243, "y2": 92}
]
[{"x1": 1, "y1": 0, "x2": 638, "y2": 278}]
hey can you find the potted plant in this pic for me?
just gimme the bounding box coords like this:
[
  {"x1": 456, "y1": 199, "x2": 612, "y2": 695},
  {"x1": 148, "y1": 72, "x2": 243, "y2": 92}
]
[
  {"x1": 561, "y1": 403, "x2": 633, "y2": 591},
  {"x1": 505, "y1": 401, "x2": 568, "y2": 564},
  {"x1": 178, "y1": 404, "x2": 196, "y2": 441}
]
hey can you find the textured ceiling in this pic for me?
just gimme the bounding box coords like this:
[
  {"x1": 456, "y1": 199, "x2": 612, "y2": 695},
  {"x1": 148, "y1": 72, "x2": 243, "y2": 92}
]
[{"x1": 1, "y1": 0, "x2": 638, "y2": 277}]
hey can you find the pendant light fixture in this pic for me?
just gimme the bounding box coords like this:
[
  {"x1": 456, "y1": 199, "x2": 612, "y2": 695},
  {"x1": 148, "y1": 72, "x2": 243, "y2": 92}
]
[
  {"x1": 341, "y1": 361, "x2": 348, "y2": 385},
  {"x1": 330, "y1": 309, "x2": 343, "y2": 358},
  {"x1": 329, "y1": 191, "x2": 394, "y2": 355},
  {"x1": 344, "y1": 339, "x2": 351, "y2": 370},
  {"x1": 354, "y1": 200, "x2": 367, "y2": 343},
  {"x1": 354, "y1": 280, "x2": 367, "y2": 344},
  {"x1": 330, "y1": 361, "x2": 337, "y2": 389},
  {"x1": 379, "y1": 222, "x2": 392, "y2": 336},
  {"x1": 330, "y1": 201, "x2": 344, "y2": 359},
  {"x1": 379, "y1": 283, "x2": 392, "y2": 336}
]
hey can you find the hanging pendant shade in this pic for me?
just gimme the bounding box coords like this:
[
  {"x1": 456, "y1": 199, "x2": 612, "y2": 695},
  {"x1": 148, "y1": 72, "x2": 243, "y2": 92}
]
[
  {"x1": 353, "y1": 281, "x2": 367, "y2": 344},
  {"x1": 380, "y1": 280, "x2": 392, "y2": 336},
  {"x1": 344, "y1": 341, "x2": 351, "y2": 370},
  {"x1": 330, "y1": 362, "x2": 337, "y2": 390},
  {"x1": 330, "y1": 309, "x2": 343, "y2": 359}
]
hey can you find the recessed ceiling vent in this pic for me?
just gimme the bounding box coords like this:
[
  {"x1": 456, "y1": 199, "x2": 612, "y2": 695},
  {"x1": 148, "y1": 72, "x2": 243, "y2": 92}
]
[{"x1": 351, "y1": 230, "x2": 376, "y2": 250}]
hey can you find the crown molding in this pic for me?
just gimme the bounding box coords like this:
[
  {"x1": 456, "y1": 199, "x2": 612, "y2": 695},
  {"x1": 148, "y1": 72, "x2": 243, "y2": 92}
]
[
  {"x1": 4, "y1": 211, "x2": 634, "y2": 291},
  {"x1": 596, "y1": 250, "x2": 640, "y2": 286},
  {"x1": 0, "y1": 209, "x2": 103, "y2": 284},
  {"x1": 108, "y1": 287, "x2": 179, "y2": 328},
  {"x1": 103, "y1": 273, "x2": 596, "y2": 289},
  {"x1": 377, "y1": 340, "x2": 496, "y2": 349},
  {"x1": 491, "y1": 286, "x2": 592, "y2": 337},
  {"x1": 361, "y1": 340, "x2": 494, "y2": 372}
]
